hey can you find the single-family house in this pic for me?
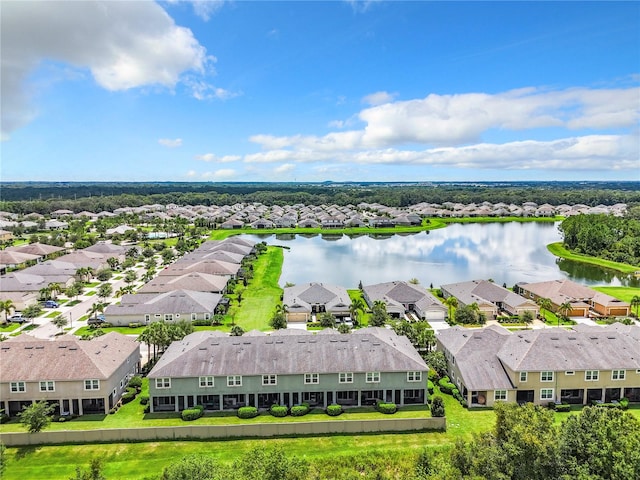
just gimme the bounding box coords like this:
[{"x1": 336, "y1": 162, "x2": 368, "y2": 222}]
[
  {"x1": 283, "y1": 282, "x2": 352, "y2": 323},
  {"x1": 362, "y1": 281, "x2": 447, "y2": 321}
]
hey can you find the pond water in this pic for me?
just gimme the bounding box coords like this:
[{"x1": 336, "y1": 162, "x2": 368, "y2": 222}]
[{"x1": 246, "y1": 222, "x2": 639, "y2": 288}]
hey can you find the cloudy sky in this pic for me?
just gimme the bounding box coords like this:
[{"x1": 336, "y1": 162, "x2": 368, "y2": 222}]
[{"x1": 1, "y1": 0, "x2": 638, "y2": 182}]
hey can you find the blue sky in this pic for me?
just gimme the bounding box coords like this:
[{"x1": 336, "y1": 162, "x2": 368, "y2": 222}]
[{"x1": 1, "y1": 0, "x2": 639, "y2": 182}]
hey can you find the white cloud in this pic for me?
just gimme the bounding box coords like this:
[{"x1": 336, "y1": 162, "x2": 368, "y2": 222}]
[
  {"x1": 186, "y1": 170, "x2": 197, "y2": 177},
  {"x1": 202, "y1": 169, "x2": 237, "y2": 179},
  {"x1": 362, "y1": 91, "x2": 397, "y2": 106},
  {"x1": 165, "y1": 0, "x2": 225, "y2": 21},
  {"x1": 1, "y1": 0, "x2": 211, "y2": 139},
  {"x1": 185, "y1": 78, "x2": 239, "y2": 100},
  {"x1": 248, "y1": 85, "x2": 640, "y2": 152},
  {"x1": 158, "y1": 138, "x2": 183, "y2": 148},
  {"x1": 195, "y1": 153, "x2": 241, "y2": 163},
  {"x1": 243, "y1": 134, "x2": 639, "y2": 171},
  {"x1": 274, "y1": 163, "x2": 296, "y2": 174}
]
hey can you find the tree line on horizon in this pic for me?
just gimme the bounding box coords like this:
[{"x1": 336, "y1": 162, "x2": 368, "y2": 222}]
[{"x1": 1, "y1": 183, "x2": 639, "y2": 215}]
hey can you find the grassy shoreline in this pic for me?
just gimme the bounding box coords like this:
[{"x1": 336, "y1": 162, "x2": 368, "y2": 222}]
[{"x1": 547, "y1": 242, "x2": 640, "y2": 274}]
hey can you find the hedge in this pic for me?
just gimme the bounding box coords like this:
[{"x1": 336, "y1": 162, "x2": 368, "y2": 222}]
[
  {"x1": 291, "y1": 403, "x2": 310, "y2": 417},
  {"x1": 181, "y1": 405, "x2": 204, "y2": 421},
  {"x1": 121, "y1": 387, "x2": 137, "y2": 404},
  {"x1": 270, "y1": 405, "x2": 288, "y2": 417},
  {"x1": 376, "y1": 401, "x2": 397, "y2": 414},
  {"x1": 326, "y1": 404, "x2": 343, "y2": 416},
  {"x1": 427, "y1": 380, "x2": 435, "y2": 395},
  {"x1": 237, "y1": 406, "x2": 259, "y2": 419},
  {"x1": 128, "y1": 376, "x2": 142, "y2": 389},
  {"x1": 438, "y1": 377, "x2": 455, "y2": 395},
  {"x1": 139, "y1": 395, "x2": 149, "y2": 405}
]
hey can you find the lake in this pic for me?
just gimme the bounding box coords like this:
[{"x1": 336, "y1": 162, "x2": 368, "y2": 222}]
[{"x1": 246, "y1": 222, "x2": 639, "y2": 288}]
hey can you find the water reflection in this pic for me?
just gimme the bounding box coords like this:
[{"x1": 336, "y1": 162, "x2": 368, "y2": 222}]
[{"x1": 245, "y1": 222, "x2": 639, "y2": 288}]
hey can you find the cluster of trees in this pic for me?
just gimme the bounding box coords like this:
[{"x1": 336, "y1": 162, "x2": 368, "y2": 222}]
[
  {"x1": 63, "y1": 403, "x2": 639, "y2": 479},
  {"x1": 2, "y1": 182, "x2": 639, "y2": 214},
  {"x1": 137, "y1": 320, "x2": 195, "y2": 363},
  {"x1": 559, "y1": 214, "x2": 640, "y2": 266}
]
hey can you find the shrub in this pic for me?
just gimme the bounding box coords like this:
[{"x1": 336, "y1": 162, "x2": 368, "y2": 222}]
[
  {"x1": 326, "y1": 404, "x2": 343, "y2": 416},
  {"x1": 0, "y1": 410, "x2": 9, "y2": 424},
  {"x1": 270, "y1": 405, "x2": 288, "y2": 417},
  {"x1": 109, "y1": 407, "x2": 117, "y2": 414},
  {"x1": 619, "y1": 397, "x2": 629, "y2": 409},
  {"x1": 121, "y1": 387, "x2": 137, "y2": 404},
  {"x1": 555, "y1": 404, "x2": 571, "y2": 412},
  {"x1": 438, "y1": 377, "x2": 455, "y2": 395},
  {"x1": 128, "y1": 376, "x2": 142, "y2": 389},
  {"x1": 427, "y1": 369, "x2": 439, "y2": 382},
  {"x1": 139, "y1": 395, "x2": 149, "y2": 405},
  {"x1": 128, "y1": 322, "x2": 141, "y2": 328},
  {"x1": 143, "y1": 405, "x2": 150, "y2": 414},
  {"x1": 290, "y1": 404, "x2": 310, "y2": 417},
  {"x1": 181, "y1": 406, "x2": 204, "y2": 421},
  {"x1": 547, "y1": 401, "x2": 558, "y2": 410},
  {"x1": 459, "y1": 399, "x2": 468, "y2": 408},
  {"x1": 58, "y1": 416, "x2": 66, "y2": 422},
  {"x1": 237, "y1": 406, "x2": 258, "y2": 419},
  {"x1": 427, "y1": 380, "x2": 435, "y2": 395},
  {"x1": 192, "y1": 319, "x2": 212, "y2": 326},
  {"x1": 430, "y1": 396, "x2": 445, "y2": 417},
  {"x1": 376, "y1": 401, "x2": 397, "y2": 414}
]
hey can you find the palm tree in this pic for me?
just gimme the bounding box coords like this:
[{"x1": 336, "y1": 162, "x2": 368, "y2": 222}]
[
  {"x1": 137, "y1": 328, "x2": 152, "y2": 365},
  {"x1": 444, "y1": 296, "x2": 458, "y2": 321},
  {"x1": 537, "y1": 297, "x2": 552, "y2": 323},
  {"x1": 38, "y1": 286, "x2": 51, "y2": 301},
  {"x1": 86, "y1": 302, "x2": 106, "y2": 321},
  {"x1": 558, "y1": 301, "x2": 573, "y2": 326},
  {"x1": 631, "y1": 295, "x2": 640, "y2": 317},
  {"x1": 116, "y1": 285, "x2": 135, "y2": 297},
  {"x1": 349, "y1": 298, "x2": 366, "y2": 326},
  {"x1": 97, "y1": 283, "x2": 113, "y2": 302},
  {"x1": 48, "y1": 282, "x2": 62, "y2": 299},
  {"x1": 51, "y1": 315, "x2": 68, "y2": 333},
  {"x1": 0, "y1": 300, "x2": 14, "y2": 324}
]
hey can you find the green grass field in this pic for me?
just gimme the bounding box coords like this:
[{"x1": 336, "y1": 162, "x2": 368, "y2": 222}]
[
  {"x1": 547, "y1": 242, "x2": 640, "y2": 274},
  {"x1": 230, "y1": 246, "x2": 283, "y2": 331}
]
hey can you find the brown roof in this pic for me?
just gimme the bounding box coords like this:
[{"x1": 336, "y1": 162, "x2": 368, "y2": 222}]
[{"x1": 0, "y1": 332, "x2": 140, "y2": 382}]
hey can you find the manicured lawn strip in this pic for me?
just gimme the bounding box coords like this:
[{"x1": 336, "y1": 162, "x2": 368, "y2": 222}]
[
  {"x1": 232, "y1": 246, "x2": 283, "y2": 331},
  {"x1": 592, "y1": 286, "x2": 640, "y2": 304},
  {"x1": 74, "y1": 325, "x2": 146, "y2": 336},
  {"x1": 547, "y1": 242, "x2": 640, "y2": 274},
  {"x1": 208, "y1": 221, "x2": 448, "y2": 241},
  {"x1": 45, "y1": 311, "x2": 62, "y2": 318},
  {"x1": 0, "y1": 322, "x2": 21, "y2": 332}
]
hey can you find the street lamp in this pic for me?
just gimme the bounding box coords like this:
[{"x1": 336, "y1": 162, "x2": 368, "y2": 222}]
[{"x1": 69, "y1": 312, "x2": 72, "y2": 328}]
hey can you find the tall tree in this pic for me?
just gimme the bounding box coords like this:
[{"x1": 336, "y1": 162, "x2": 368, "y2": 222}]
[
  {"x1": 52, "y1": 315, "x2": 68, "y2": 333},
  {"x1": 444, "y1": 296, "x2": 458, "y2": 321},
  {"x1": 0, "y1": 300, "x2": 14, "y2": 324}
]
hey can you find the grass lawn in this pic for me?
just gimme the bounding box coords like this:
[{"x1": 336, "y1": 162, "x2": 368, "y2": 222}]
[
  {"x1": 74, "y1": 325, "x2": 146, "y2": 336},
  {"x1": 592, "y1": 286, "x2": 640, "y2": 305},
  {"x1": 231, "y1": 246, "x2": 283, "y2": 331},
  {"x1": 45, "y1": 311, "x2": 62, "y2": 318},
  {"x1": 0, "y1": 322, "x2": 21, "y2": 332},
  {"x1": 547, "y1": 242, "x2": 640, "y2": 274}
]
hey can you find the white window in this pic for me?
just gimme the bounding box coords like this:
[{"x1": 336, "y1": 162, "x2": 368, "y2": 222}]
[
  {"x1": 494, "y1": 390, "x2": 507, "y2": 401},
  {"x1": 339, "y1": 372, "x2": 353, "y2": 384},
  {"x1": 164, "y1": 314, "x2": 173, "y2": 322},
  {"x1": 191, "y1": 313, "x2": 197, "y2": 321},
  {"x1": 519, "y1": 372, "x2": 527, "y2": 382},
  {"x1": 144, "y1": 314, "x2": 150, "y2": 323},
  {"x1": 39, "y1": 381, "x2": 55, "y2": 392},
  {"x1": 451, "y1": 356, "x2": 456, "y2": 365},
  {"x1": 540, "y1": 388, "x2": 554, "y2": 401},
  {"x1": 262, "y1": 374, "x2": 277, "y2": 386},
  {"x1": 565, "y1": 371, "x2": 575, "y2": 376},
  {"x1": 155, "y1": 378, "x2": 171, "y2": 389},
  {"x1": 227, "y1": 375, "x2": 242, "y2": 387},
  {"x1": 204, "y1": 313, "x2": 210, "y2": 320},
  {"x1": 585, "y1": 370, "x2": 599, "y2": 381},
  {"x1": 612, "y1": 370, "x2": 626, "y2": 381},
  {"x1": 541, "y1": 371, "x2": 554, "y2": 382},
  {"x1": 84, "y1": 379, "x2": 100, "y2": 390},
  {"x1": 407, "y1": 371, "x2": 422, "y2": 382},
  {"x1": 10, "y1": 381, "x2": 25, "y2": 393},
  {"x1": 304, "y1": 373, "x2": 319, "y2": 384},
  {"x1": 154, "y1": 314, "x2": 162, "y2": 318},
  {"x1": 366, "y1": 372, "x2": 380, "y2": 383},
  {"x1": 199, "y1": 376, "x2": 214, "y2": 387}
]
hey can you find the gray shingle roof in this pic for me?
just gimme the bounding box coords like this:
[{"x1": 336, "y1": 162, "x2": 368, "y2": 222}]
[
  {"x1": 284, "y1": 282, "x2": 352, "y2": 314},
  {"x1": 138, "y1": 272, "x2": 228, "y2": 294},
  {"x1": 105, "y1": 290, "x2": 222, "y2": 315},
  {"x1": 149, "y1": 327, "x2": 427, "y2": 378}
]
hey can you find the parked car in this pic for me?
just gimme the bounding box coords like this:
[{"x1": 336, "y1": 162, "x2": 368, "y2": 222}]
[
  {"x1": 9, "y1": 312, "x2": 25, "y2": 323},
  {"x1": 87, "y1": 314, "x2": 106, "y2": 326},
  {"x1": 43, "y1": 300, "x2": 59, "y2": 308}
]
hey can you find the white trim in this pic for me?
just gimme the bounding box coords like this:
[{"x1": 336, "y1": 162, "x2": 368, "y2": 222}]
[
  {"x1": 227, "y1": 375, "x2": 242, "y2": 387},
  {"x1": 519, "y1": 371, "x2": 528, "y2": 382},
  {"x1": 39, "y1": 380, "x2": 55, "y2": 392},
  {"x1": 155, "y1": 378, "x2": 171, "y2": 389},
  {"x1": 612, "y1": 370, "x2": 626, "y2": 381},
  {"x1": 585, "y1": 370, "x2": 599, "y2": 381},
  {"x1": 84, "y1": 379, "x2": 100, "y2": 391},
  {"x1": 262, "y1": 374, "x2": 277, "y2": 386},
  {"x1": 540, "y1": 371, "x2": 554, "y2": 382},
  {"x1": 10, "y1": 381, "x2": 25, "y2": 393},
  {"x1": 494, "y1": 390, "x2": 507, "y2": 401},
  {"x1": 366, "y1": 372, "x2": 381, "y2": 383},
  {"x1": 407, "y1": 371, "x2": 422, "y2": 382},
  {"x1": 199, "y1": 376, "x2": 214, "y2": 387},
  {"x1": 540, "y1": 388, "x2": 554, "y2": 400},
  {"x1": 338, "y1": 372, "x2": 353, "y2": 384},
  {"x1": 304, "y1": 373, "x2": 319, "y2": 384}
]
